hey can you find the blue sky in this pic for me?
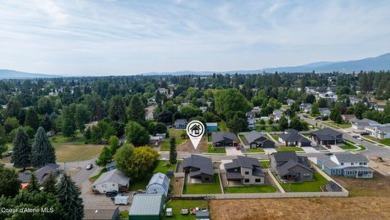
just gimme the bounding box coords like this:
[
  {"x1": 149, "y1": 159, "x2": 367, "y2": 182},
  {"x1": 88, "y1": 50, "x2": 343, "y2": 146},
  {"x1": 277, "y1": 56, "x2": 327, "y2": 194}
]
[{"x1": 0, "y1": 0, "x2": 389, "y2": 75}]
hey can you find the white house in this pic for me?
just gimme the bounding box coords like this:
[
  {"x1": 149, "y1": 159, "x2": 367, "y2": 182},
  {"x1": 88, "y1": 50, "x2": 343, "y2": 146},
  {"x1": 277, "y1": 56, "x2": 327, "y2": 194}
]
[
  {"x1": 146, "y1": 173, "x2": 170, "y2": 196},
  {"x1": 373, "y1": 124, "x2": 390, "y2": 139},
  {"x1": 92, "y1": 169, "x2": 130, "y2": 193},
  {"x1": 351, "y1": 119, "x2": 380, "y2": 130}
]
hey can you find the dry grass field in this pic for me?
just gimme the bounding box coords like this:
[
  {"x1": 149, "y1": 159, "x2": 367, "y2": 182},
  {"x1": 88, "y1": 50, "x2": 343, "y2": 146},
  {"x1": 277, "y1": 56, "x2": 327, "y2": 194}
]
[{"x1": 55, "y1": 143, "x2": 104, "y2": 162}]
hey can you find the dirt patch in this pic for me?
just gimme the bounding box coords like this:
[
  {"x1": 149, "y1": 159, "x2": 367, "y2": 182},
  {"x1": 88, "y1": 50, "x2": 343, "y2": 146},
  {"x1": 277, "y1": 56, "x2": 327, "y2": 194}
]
[
  {"x1": 210, "y1": 197, "x2": 390, "y2": 220},
  {"x1": 333, "y1": 171, "x2": 390, "y2": 197},
  {"x1": 177, "y1": 137, "x2": 207, "y2": 153},
  {"x1": 369, "y1": 157, "x2": 390, "y2": 175},
  {"x1": 172, "y1": 177, "x2": 184, "y2": 196},
  {"x1": 66, "y1": 167, "x2": 82, "y2": 176}
]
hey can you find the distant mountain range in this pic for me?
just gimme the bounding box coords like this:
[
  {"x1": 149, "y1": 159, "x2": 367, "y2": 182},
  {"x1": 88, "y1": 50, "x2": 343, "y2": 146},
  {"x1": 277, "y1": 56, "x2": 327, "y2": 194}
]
[{"x1": 1, "y1": 53, "x2": 390, "y2": 79}]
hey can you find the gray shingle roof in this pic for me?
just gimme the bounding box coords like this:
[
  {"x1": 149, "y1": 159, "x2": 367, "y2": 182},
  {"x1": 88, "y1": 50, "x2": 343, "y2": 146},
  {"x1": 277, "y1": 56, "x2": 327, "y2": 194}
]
[
  {"x1": 93, "y1": 169, "x2": 130, "y2": 186},
  {"x1": 225, "y1": 156, "x2": 261, "y2": 169},
  {"x1": 279, "y1": 131, "x2": 310, "y2": 143},
  {"x1": 35, "y1": 163, "x2": 59, "y2": 183},
  {"x1": 182, "y1": 155, "x2": 213, "y2": 176},
  {"x1": 84, "y1": 208, "x2": 119, "y2": 220},
  {"x1": 129, "y1": 194, "x2": 164, "y2": 215},
  {"x1": 272, "y1": 151, "x2": 298, "y2": 163},
  {"x1": 326, "y1": 181, "x2": 342, "y2": 192},
  {"x1": 334, "y1": 153, "x2": 369, "y2": 163},
  {"x1": 244, "y1": 131, "x2": 267, "y2": 144},
  {"x1": 312, "y1": 128, "x2": 342, "y2": 137},
  {"x1": 276, "y1": 159, "x2": 312, "y2": 176},
  {"x1": 212, "y1": 131, "x2": 239, "y2": 144}
]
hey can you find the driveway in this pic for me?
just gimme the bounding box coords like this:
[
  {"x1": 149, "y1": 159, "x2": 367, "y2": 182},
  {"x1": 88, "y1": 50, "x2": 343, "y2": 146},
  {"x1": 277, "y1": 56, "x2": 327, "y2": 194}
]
[
  {"x1": 263, "y1": 148, "x2": 277, "y2": 155},
  {"x1": 225, "y1": 147, "x2": 243, "y2": 156},
  {"x1": 301, "y1": 147, "x2": 319, "y2": 153}
]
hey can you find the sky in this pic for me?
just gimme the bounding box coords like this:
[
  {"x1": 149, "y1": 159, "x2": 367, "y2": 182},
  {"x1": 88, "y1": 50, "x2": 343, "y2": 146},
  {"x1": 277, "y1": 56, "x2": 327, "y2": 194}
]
[{"x1": 0, "y1": 0, "x2": 390, "y2": 76}]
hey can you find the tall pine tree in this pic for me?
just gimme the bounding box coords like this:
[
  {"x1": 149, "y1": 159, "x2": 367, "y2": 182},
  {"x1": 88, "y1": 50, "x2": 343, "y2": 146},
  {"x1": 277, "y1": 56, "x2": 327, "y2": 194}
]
[
  {"x1": 25, "y1": 108, "x2": 39, "y2": 131},
  {"x1": 31, "y1": 127, "x2": 56, "y2": 168},
  {"x1": 11, "y1": 127, "x2": 31, "y2": 170},
  {"x1": 27, "y1": 173, "x2": 40, "y2": 193},
  {"x1": 56, "y1": 174, "x2": 84, "y2": 220},
  {"x1": 42, "y1": 173, "x2": 57, "y2": 193},
  {"x1": 127, "y1": 95, "x2": 146, "y2": 125},
  {"x1": 169, "y1": 137, "x2": 177, "y2": 164}
]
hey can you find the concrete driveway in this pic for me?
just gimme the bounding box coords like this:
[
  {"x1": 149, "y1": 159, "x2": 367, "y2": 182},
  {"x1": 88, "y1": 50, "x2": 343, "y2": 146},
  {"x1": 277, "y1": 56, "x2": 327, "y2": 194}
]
[
  {"x1": 225, "y1": 147, "x2": 243, "y2": 156},
  {"x1": 301, "y1": 147, "x2": 319, "y2": 153},
  {"x1": 263, "y1": 148, "x2": 277, "y2": 155}
]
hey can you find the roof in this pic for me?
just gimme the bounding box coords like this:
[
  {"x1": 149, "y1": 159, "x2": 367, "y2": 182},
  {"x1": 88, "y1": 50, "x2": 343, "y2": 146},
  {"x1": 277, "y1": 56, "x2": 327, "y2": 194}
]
[
  {"x1": 35, "y1": 163, "x2": 60, "y2": 182},
  {"x1": 84, "y1": 208, "x2": 119, "y2": 220},
  {"x1": 105, "y1": 161, "x2": 116, "y2": 169},
  {"x1": 343, "y1": 166, "x2": 372, "y2": 172},
  {"x1": 353, "y1": 119, "x2": 379, "y2": 127},
  {"x1": 225, "y1": 156, "x2": 261, "y2": 170},
  {"x1": 272, "y1": 151, "x2": 298, "y2": 163},
  {"x1": 225, "y1": 172, "x2": 243, "y2": 180},
  {"x1": 285, "y1": 129, "x2": 299, "y2": 134},
  {"x1": 182, "y1": 155, "x2": 214, "y2": 176},
  {"x1": 311, "y1": 128, "x2": 342, "y2": 141},
  {"x1": 18, "y1": 171, "x2": 32, "y2": 183},
  {"x1": 147, "y1": 172, "x2": 170, "y2": 193},
  {"x1": 129, "y1": 194, "x2": 164, "y2": 216},
  {"x1": 326, "y1": 181, "x2": 342, "y2": 192},
  {"x1": 244, "y1": 131, "x2": 268, "y2": 144},
  {"x1": 317, "y1": 155, "x2": 339, "y2": 168},
  {"x1": 212, "y1": 131, "x2": 239, "y2": 144},
  {"x1": 334, "y1": 153, "x2": 369, "y2": 163},
  {"x1": 174, "y1": 119, "x2": 187, "y2": 124},
  {"x1": 276, "y1": 159, "x2": 313, "y2": 176},
  {"x1": 279, "y1": 132, "x2": 310, "y2": 143},
  {"x1": 206, "y1": 122, "x2": 218, "y2": 127},
  {"x1": 93, "y1": 169, "x2": 130, "y2": 186}
]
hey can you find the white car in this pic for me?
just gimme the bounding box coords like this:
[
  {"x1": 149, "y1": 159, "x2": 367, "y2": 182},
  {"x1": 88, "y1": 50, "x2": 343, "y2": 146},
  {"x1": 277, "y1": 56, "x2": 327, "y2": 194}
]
[{"x1": 86, "y1": 164, "x2": 93, "y2": 170}]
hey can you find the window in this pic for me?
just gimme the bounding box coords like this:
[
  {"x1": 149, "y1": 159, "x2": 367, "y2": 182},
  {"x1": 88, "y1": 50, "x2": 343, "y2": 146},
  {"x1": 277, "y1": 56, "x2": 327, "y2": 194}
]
[
  {"x1": 351, "y1": 163, "x2": 354, "y2": 165},
  {"x1": 303, "y1": 173, "x2": 311, "y2": 177},
  {"x1": 363, "y1": 162, "x2": 367, "y2": 165},
  {"x1": 112, "y1": 184, "x2": 115, "y2": 187},
  {"x1": 244, "y1": 179, "x2": 250, "y2": 183},
  {"x1": 255, "y1": 179, "x2": 261, "y2": 183},
  {"x1": 245, "y1": 171, "x2": 249, "y2": 175},
  {"x1": 340, "y1": 163, "x2": 344, "y2": 165}
]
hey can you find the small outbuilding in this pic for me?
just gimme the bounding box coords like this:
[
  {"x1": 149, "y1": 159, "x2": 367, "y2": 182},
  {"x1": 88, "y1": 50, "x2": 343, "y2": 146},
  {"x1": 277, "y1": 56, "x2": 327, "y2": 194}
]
[
  {"x1": 84, "y1": 208, "x2": 120, "y2": 220},
  {"x1": 92, "y1": 169, "x2": 130, "y2": 193},
  {"x1": 129, "y1": 194, "x2": 165, "y2": 220},
  {"x1": 146, "y1": 172, "x2": 170, "y2": 196}
]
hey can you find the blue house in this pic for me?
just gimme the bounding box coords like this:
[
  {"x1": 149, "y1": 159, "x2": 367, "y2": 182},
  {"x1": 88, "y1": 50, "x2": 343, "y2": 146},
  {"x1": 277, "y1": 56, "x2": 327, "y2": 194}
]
[
  {"x1": 317, "y1": 153, "x2": 373, "y2": 178},
  {"x1": 206, "y1": 122, "x2": 218, "y2": 132}
]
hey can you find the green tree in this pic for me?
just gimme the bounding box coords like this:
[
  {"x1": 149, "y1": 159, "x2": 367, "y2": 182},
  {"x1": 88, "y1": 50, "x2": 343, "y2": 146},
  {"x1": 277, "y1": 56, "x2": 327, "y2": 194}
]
[
  {"x1": 169, "y1": 137, "x2": 177, "y2": 165},
  {"x1": 75, "y1": 104, "x2": 91, "y2": 131},
  {"x1": 317, "y1": 98, "x2": 328, "y2": 108},
  {"x1": 0, "y1": 127, "x2": 6, "y2": 158},
  {"x1": 179, "y1": 105, "x2": 201, "y2": 120},
  {"x1": 115, "y1": 145, "x2": 159, "y2": 180},
  {"x1": 127, "y1": 95, "x2": 146, "y2": 125},
  {"x1": 41, "y1": 113, "x2": 52, "y2": 132},
  {"x1": 91, "y1": 121, "x2": 116, "y2": 144},
  {"x1": 56, "y1": 174, "x2": 84, "y2": 220},
  {"x1": 311, "y1": 102, "x2": 320, "y2": 116},
  {"x1": 354, "y1": 102, "x2": 367, "y2": 119},
  {"x1": 84, "y1": 127, "x2": 91, "y2": 142},
  {"x1": 42, "y1": 173, "x2": 57, "y2": 194},
  {"x1": 227, "y1": 114, "x2": 247, "y2": 133},
  {"x1": 61, "y1": 105, "x2": 76, "y2": 137},
  {"x1": 4, "y1": 117, "x2": 19, "y2": 134},
  {"x1": 108, "y1": 135, "x2": 120, "y2": 154},
  {"x1": 24, "y1": 108, "x2": 39, "y2": 131},
  {"x1": 27, "y1": 173, "x2": 40, "y2": 193},
  {"x1": 11, "y1": 127, "x2": 31, "y2": 170},
  {"x1": 214, "y1": 89, "x2": 251, "y2": 119},
  {"x1": 278, "y1": 115, "x2": 289, "y2": 131},
  {"x1": 0, "y1": 165, "x2": 21, "y2": 197},
  {"x1": 31, "y1": 127, "x2": 56, "y2": 168},
  {"x1": 109, "y1": 95, "x2": 126, "y2": 122},
  {"x1": 125, "y1": 121, "x2": 150, "y2": 147},
  {"x1": 96, "y1": 146, "x2": 112, "y2": 167},
  {"x1": 37, "y1": 96, "x2": 53, "y2": 115},
  {"x1": 289, "y1": 117, "x2": 304, "y2": 131}
]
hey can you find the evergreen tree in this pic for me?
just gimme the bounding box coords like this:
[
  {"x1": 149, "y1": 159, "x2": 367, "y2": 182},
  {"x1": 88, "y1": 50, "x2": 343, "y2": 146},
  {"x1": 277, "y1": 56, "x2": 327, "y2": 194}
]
[
  {"x1": 109, "y1": 95, "x2": 126, "y2": 122},
  {"x1": 169, "y1": 137, "x2": 177, "y2": 164},
  {"x1": 61, "y1": 105, "x2": 76, "y2": 137},
  {"x1": 41, "y1": 113, "x2": 52, "y2": 132},
  {"x1": 84, "y1": 127, "x2": 92, "y2": 142},
  {"x1": 311, "y1": 102, "x2": 320, "y2": 116},
  {"x1": 27, "y1": 173, "x2": 40, "y2": 193},
  {"x1": 31, "y1": 127, "x2": 56, "y2": 168},
  {"x1": 96, "y1": 146, "x2": 112, "y2": 167},
  {"x1": 42, "y1": 173, "x2": 57, "y2": 194},
  {"x1": 127, "y1": 95, "x2": 146, "y2": 125},
  {"x1": 24, "y1": 108, "x2": 39, "y2": 131},
  {"x1": 56, "y1": 174, "x2": 84, "y2": 220},
  {"x1": 75, "y1": 104, "x2": 91, "y2": 131},
  {"x1": 11, "y1": 127, "x2": 31, "y2": 170},
  {"x1": 0, "y1": 165, "x2": 21, "y2": 197},
  {"x1": 278, "y1": 115, "x2": 289, "y2": 131}
]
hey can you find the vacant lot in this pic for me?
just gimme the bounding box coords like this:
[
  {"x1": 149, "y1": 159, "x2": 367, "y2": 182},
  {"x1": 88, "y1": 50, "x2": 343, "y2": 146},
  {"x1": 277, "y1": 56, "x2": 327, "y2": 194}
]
[
  {"x1": 55, "y1": 143, "x2": 104, "y2": 162},
  {"x1": 210, "y1": 197, "x2": 390, "y2": 220}
]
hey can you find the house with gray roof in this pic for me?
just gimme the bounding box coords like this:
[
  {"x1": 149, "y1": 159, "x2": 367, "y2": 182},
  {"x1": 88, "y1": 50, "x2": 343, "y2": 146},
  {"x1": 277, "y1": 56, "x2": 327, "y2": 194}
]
[
  {"x1": 35, "y1": 163, "x2": 60, "y2": 183},
  {"x1": 351, "y1": 119, "x2": 380, "y2": 130},
  {"x1": 311, "y1": 128, "x2": 343, "y2": 145},
  {"x1": 286, "y1": 99, "x2": 295, "y2": 106},
  {"x1": 182, "y1": 155, "x2": 214, "y2": 183},
  {"x1": 270, "y1": 152, "x2": 313, "y2": 182},
  {"x1": 317, "y1": 152, "x2": 373, "y2": 178},
  {"x1": 278, "y1": 129, "x2": 311, "y2": 147},
  {"x1": 244, "y1": 131, "x2": 275, "y2": 149},
  {"x1": 146, "y1": 173, "x2": 170, "y2": 196},
  {"x1": 84, "y1": 207, "x2": 120, "y2": 220},
  {"x1": 92, "y1": 169, "x2": 130, "y2": 193},
  {"x1": 374, "y1": 124, "x2": 390, "y2": 139},
  {"x1": 224, "y1": 156, "x2": 265, "y2": 185},
  {"x1": 319, "y1": 108, "x2": 331, "y2": 117},
  {"x1": 212, "y1": 131, "x2": 239, "y2": 147},
  {"x1": 300, "y1": 103, "x2": 312, "y2": 113},
  {"x1": 174, "y1": 119, "x2": 188, "y2": 129},
  {"x1": 129, "y1": 194, "x2": 165, "y2": 220}
]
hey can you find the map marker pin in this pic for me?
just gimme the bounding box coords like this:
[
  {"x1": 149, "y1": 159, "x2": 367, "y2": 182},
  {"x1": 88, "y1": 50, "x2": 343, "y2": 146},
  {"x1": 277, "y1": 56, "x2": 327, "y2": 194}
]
[{"x1": 186, "y1": 120, "x2": 205, "y2": 149}]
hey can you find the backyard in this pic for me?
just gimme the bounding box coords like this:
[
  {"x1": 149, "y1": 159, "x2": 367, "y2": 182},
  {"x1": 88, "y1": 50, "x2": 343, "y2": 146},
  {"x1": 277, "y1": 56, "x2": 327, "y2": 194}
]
[
  {"x1": 154, "y1": 160, "x2": 176, "y2": 174},
  {"x1": 207, "y1": 145, "x2": 226, "y2": 153},
  {"x1": 259, "y1": 160, "x2": 270, "y2": 168},
  {"x1": 160, "y1": 129, "x2": 186, "y2": 151},
  {"x1": 163, "y1": 200, "x2": 208, "y2": 220},
  {"x1": 224, "y1": 185, "x2": 277, "y2": 193},
  {"x1": 279, "y1": 172, "x2": 328, "y2": 192},
  {"x1": 277, "y1": 147, "x2": 305, "y2": 152},
  {"x1": 183, "y1": 174, "x2": 222, "y2": 194}
]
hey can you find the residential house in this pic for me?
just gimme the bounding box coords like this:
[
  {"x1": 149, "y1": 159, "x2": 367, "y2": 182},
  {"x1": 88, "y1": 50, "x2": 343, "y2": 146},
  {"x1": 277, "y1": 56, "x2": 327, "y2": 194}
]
[
  {"x1": 317, "y1": 152, "x2": 373, "y2": 178},
  {"x1": 251, "y1": 106, "x2": 261, "y2": 114},
  {"x1": 351, "y1": 119, "x2": 380, "y2": 130},
  {"x1": 270, "y1": 152, "x2": 314, "y2": 182},
  {"x1": 286, "y1": 99, "x2": 295, "y2": 106},
  {"x1": 212, "y1": 131, "x2": 239, "y2": 147},
  {"x1": 174, "y1": 119, "x2": 188, "y2": 129},
  {"x1": 341, "y1": 114, "x2": 357, "y2": 123},
  {"x1": 150, "y1": 135, "x2": 163, "y2": 146},
  {"x1": 92, "y1": 169, "x2": 130, "y2": 193},
  {"x1": 206, "y1": 122, "x2": 218, "y2": 132},
  {"x1": 182, "y1": 155, "x2": 214, "y2": 183},
  {"x1": 311, "y1": 128, "x2": 343, "y2": 145},
  {"x1": 349, "y1": 97, "x2": 363, "y2": 106},
  {"x1": 376, "y1": 104, "x2": 385, "y2": 112},
  {"x1": 178, "y1": 102, "x2": 190, "y2": 111},
  {"x1": 157, "y1": 88, "x2": 168, "y2": 95},
  {"x1": 372, "y1": 124, "x2": 390, "y2": 139},
  {"x1": 272, "y1": 110, "x2": 284, "y2": 122},
  {"x1": 247, "y1": 118, "x2": 257, "y2": 130},
  {"x1": 319, "y1": 108, "x2": 331, "y2": 118},
  {"x1": 246, "y1": 111, "x2": 256, "y2": 119},
  {"x1": 244, "y1": 130, "x2": 275, "y2": 149},
  {"x1": 146, "y1": 173, "x2": 170, "y2": 196},
  {"x1": 129, "y1": 194, "x2": 165, "y2": 220},
  {"x1": 300, "y1": 103, "x2": 312, "y2": 113},
  {"x1": 105, "y1": 161, "x2": 116, "y2": 171},
  {"x1": 84, "y1": 208, "x2": 120, "y2": 220},
  {"x1": 199, "y1": 106, "x2": 208, "y2": 113},
  {"x1": 35, "y1": 163, "x2": 61, "y2": 184},
  {"x1": 278, "y1": 129, "x2": 311, "y2": 147},
  {"x1": 224, "y1": 156, "x2": 265, "y2": 185}
]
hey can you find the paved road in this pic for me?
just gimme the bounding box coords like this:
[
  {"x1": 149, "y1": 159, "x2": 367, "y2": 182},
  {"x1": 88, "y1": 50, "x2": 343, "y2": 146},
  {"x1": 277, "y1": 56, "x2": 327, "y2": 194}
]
[{"x1": 299, "y1": 114, "x2": 390, "y2": 158}]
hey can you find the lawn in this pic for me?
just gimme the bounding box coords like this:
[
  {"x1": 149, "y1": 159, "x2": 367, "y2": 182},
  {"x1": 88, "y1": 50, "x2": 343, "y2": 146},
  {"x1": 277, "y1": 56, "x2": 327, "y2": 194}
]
[
  {"x1": 277, "y1": 147, "x2": 304, "y2": 152},
  {"x1": 120, "y1": 211, "x2": 129, "y2": 220},
  {"x1": 219, "y1": 121, "x2": 228, "y2": 131},
  {"x1": 50, "y1": 132, "x2": 86, "y2": 145},
  {"x1": 129, "y1": 177, "x2": 150, "y2": 191},
  {"x1": 339, "y1": 141, "x2": 357, "y2": 150},
  {"x1": 224, "y1": 185, "x2": 277, "y2": 193},
  {"x1": 154, "y1": 160, "x2": 176, "y2": 174},
  {"x1": 54, "y1": 143, "x2": 104, "y2": 162},
  {"x1": 259, "y1": 160, "x2": 270, "y2": 168},
  {"x1": 280, "y1": 172, "x2": 329, "y2": 192},
  {"x1": 89, "y1": 168, "x2": 107, "y2": 182},
  {"x1": 160, "y1": 129, "x2": 187, "y2": 151},
  {"x1": 325, "y1": 121, "x2": 352, "y2": 129},
  {"x1": 266, "y1": 133, "x2": 278, "y2": 141},
  {"x1": 379, "y1": 139, "x2": 390, "y2": 146},
  {"x1": 246, "y1": 148, "x2": 264, "y2": 153},
  {"x1": 183, "y1": 174, "x2": 222, "y2": 194},
  {"x1": 163, "y1": 200, "x2": 208, "y2": 220},
  {"x1": 207, "y1": 145, "x2": 226, "y2": 153}
]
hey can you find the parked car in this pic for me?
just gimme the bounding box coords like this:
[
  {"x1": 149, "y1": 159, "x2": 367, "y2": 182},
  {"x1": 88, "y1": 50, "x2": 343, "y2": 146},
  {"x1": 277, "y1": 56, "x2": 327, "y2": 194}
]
[
  {"x1": 105, "y1": 191, "x2": 118, "y2": 197},
  {"x1": 326, "y1": 145, "x2": 331, "y2": 149},
  {"x1": 5, "y1": 151, "x2": 13, "y2": 157},
  {"x1": 352, "y1": 135, "x2": 359, "y2": 139},
  {"x1": 86, "y1": 164, "x2": 93, "y2": 170}
]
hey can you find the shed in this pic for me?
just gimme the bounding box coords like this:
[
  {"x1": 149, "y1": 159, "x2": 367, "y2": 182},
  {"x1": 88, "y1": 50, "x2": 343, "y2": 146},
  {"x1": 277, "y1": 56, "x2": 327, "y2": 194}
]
[
  {"x1": 84, "y1": 208, "x2": 120, "y2": 220},
  {"x1": 146, "y1": 172, "x2": 170, "y2": 196},
  {"x1": 206, "y1": 122, "x2": 218, "y2": 132},
  {"x1": 92, "y1": 169, "x2": 130, "y2": 193},
  {"x1": 129, "y1": 194, "x2": 165, "y2": 220}
]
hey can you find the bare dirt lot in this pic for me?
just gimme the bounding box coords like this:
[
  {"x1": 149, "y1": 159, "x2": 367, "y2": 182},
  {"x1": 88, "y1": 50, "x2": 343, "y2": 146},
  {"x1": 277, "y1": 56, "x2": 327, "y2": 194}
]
[
  {"x1": 369, "y1": 157, "x2": 390, "y2": 176},
  {"x1": 177, "y1": 137, "x2": 207, "y2": 153},
  {"x1": 210, "y1": 197, "x2": 390, "y2": 220}
]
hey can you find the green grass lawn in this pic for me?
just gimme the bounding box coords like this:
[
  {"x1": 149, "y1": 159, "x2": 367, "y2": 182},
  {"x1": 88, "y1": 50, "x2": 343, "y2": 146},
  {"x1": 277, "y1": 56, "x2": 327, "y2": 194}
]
[
  {"x1": 361, "y1": 136, "x2": 377, "y2": 144},
  {"x1": 120, "y1": 211, "x2": 129, "y2": 220},
  {"x1": 207, "y1": 145, "x2": 226, "y2": 153},
  {"x1": 129, "y1": 177, "x2": 150, "y2": 191},
  {"x1": 259, "y1": 160, "x2": 270, "y2": 168},
  {"x1": 89, "y1": 168, "x2": 107, "y2": 182},
  {"x1": 50, "y1": 132, "x2": 86, "y2": 145},
  {"x1": 246, "y1": 148, "x2": 264, "y2": 153},
  {"x1": 379, "y1": 139, "x2": 390, "y2": 146},
  {"x1": 339, "y1": 141, "x2": 357, "y2": 150},
  {"x1": 163, "y1": 200, "x2": 208, "y2": 220},
  {"x1": 224, "y1": 185, "x2": 277, "y2": 193},
  {"x1": 154, "y1": 160, "x2": 176, "y2": 174},
  {"x1": 277, "y1": 147, "x2": 304, "y2": 152},
  {"x1": 280, "y1": 172, "x2": 328, "y2": 192},
  {"x1": 183, "y1": 174, "x2": 222, "y2": 194},
  {"x1": 325, "y1": 121, "x2": 352, "y2": 129},
  {"x1": 357, "y1": 145, "x2": 366, "y2": 151},
  {"x1": 160, "y1": 129, "x2": 187, "y2": 151},
  {"x1": 219, "y1": 121, "x2": 228, "y2": 131},
  {"x1": 239, "y1": 134, "x2": 245, "y2": 141}
]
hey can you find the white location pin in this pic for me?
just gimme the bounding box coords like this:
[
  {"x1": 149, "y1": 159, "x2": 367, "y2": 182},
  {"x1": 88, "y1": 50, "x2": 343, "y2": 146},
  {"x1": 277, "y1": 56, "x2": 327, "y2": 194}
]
[{"x1": 186, "y1": 120, "x2": 205, "y2": 149}]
